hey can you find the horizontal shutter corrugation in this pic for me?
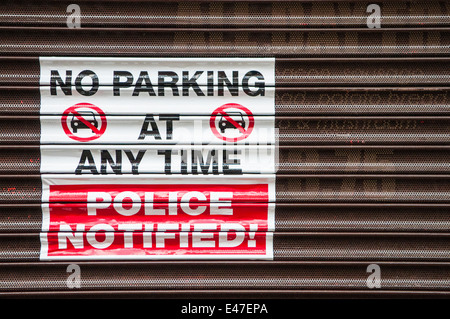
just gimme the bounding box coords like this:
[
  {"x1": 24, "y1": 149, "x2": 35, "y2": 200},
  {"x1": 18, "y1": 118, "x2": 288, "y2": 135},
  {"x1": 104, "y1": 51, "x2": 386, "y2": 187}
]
[{"x1": 0, "y1": 0, "x2": 449, "y2": 298}]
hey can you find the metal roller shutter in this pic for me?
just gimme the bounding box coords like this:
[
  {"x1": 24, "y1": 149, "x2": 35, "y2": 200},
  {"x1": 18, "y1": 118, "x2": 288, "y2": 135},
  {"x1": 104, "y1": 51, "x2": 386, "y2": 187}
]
[{"x1": 0, "y1": 0, "x2": 449, "y2": 300}]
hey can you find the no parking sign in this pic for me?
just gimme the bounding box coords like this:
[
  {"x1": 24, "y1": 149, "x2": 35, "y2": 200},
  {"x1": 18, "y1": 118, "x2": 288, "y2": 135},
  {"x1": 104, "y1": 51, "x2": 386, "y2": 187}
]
[
  {"x1": 61, "y1": 103, "x2": 107, "y2": 142},
  {"x1": 210, "y1": 103, "x2": 255, "y2": 142}
]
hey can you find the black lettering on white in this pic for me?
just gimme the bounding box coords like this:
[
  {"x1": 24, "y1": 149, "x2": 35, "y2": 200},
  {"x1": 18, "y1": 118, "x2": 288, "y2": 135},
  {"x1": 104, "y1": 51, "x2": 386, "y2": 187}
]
[
  {"x1": 157, "y1": 149, "x2": 173, "y2": 175},
  {"x1": 158, "y1": 71, "x2": 179, "y2": 96},
  {"x1": 50, "y1": 70, "x2": 72, "y2": 95},
  {"x1": 242, "y1": 70, "x2": 265, "y2": 96},
  {"x1": 113, "y1": 71, "x2": 133, "y2": 96},
  {"x1": 75, "y1": 70, "x2": 99, "y2": 96},
  {"x1": 223, "y1": 149, "x2": 242, "y2": 174},
  {"x1": 159, "y1": 114, "x2": 180, "y2": 140},
  {"x1": 100, "y1": 150, "x2": 122, "y2": 175},
  {"x1": 124, "y1": 150, "x2": 146, "y2": 175},
  {"x1": 132, "y1": 71, "x2": 156, "y2": 96},
  {"x1": 138, "y1": 115, "x2": 161, "y2": 140},
  {"x1": 191, "y1": 150, "x2": 219, "y2": 175},
  {"x1": 217, "y1": 71, "x2": 239, "y2": 96},
  {"x1": 75, "y1": 150, "x2": 98, "y2": 175},
  {"x1": 182, "y1": 71, "x2": 205, "y2": 96}
]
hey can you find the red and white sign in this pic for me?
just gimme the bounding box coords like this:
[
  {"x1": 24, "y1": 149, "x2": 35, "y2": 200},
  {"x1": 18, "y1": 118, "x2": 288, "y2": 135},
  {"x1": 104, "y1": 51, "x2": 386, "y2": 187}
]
[
  {"x1": 39, "y1": 57, "x2": 275, "y2": 145},
  {"x1": 42, "y1": 203, "x2": 275, "y2": 232},
  {"x1": 39, "y1": 175, "x2": 275, "y2": 260},
  {"x1": 61, "y1": 103, "x2": 107, "y2": 142},
  {"x1": 40, "y1": 57, "x2": 275, "y2": 116},
  {"x1": 45, "y1": 182, "x2": 271, "y2": 203},
  {"x1": 40, "y1": 145, "x2": 277, "y2": 174},
  {"x1": 40, "y1": 231, "x2": 273, "y2": 260},
  {"x1": 41, "y1": 115, "x2": 275, "y2": 145},
  {"x1": 210, "y1": 103, "x2": 255, "y2": 142}
]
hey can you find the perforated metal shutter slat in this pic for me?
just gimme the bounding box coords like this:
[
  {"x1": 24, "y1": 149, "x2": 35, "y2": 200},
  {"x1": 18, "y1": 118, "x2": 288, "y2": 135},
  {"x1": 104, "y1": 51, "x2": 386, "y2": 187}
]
[
  {"x1": 1, "y1": 1, "x2": 449, "y2": 28},
  {"x1": 1, "y1": 146, "x2": 449, "y2": 174},
  {"x1": 0, "y1": 0, "x2": 449, "y2": 298},
  {"x1": 0, "y1": 117, "x2": 449, "y2": 144},
  {"x1": 0, "y1": 176, "x2": 449, "y2": 203}
]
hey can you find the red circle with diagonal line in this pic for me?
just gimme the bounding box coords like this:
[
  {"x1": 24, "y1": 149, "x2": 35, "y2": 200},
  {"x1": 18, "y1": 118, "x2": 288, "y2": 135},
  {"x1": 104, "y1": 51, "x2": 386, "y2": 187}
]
[
  {"x1": 210, "y1": 103, "x2": 254, "y2": 142},
  {"x1": 61, "y1": 103, "x2": 107, "y2": 142}
]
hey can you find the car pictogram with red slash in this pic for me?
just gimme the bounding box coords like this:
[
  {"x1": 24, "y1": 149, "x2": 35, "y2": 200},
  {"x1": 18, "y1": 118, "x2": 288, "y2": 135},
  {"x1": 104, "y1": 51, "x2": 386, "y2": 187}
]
[
  {"x1": 70, "y1": 111, "x2": 99, "y2": 133},
  {"x1": 61, "y1": 103, "x2": 107, "y2": 142},
  {"x1": 210, "y1": 103, "x2": 255, "y2": 142},
  {"x1": 218, "y1": 112, "x2": 247, "y2": 133}
]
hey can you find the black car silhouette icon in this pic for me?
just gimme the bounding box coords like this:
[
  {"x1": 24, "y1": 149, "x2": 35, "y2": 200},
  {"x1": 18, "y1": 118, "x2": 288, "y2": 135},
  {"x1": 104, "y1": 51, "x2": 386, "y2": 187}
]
[
  {"x1": 70, "y1": 111, "x2": 98, "y2": 133},
  {"x1": 218, "y1": 112, "x2": 246, "y2": 133}
]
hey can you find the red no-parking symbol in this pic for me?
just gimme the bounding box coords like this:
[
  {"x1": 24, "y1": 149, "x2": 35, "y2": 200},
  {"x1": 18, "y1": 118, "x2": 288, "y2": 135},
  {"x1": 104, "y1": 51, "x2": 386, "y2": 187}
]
[
  {"x1": 210, "y1": 103, "x2": 255, "y2": 142},
  {"x1": 61, "y1": 103, "x2": 107, "y2": 142}
]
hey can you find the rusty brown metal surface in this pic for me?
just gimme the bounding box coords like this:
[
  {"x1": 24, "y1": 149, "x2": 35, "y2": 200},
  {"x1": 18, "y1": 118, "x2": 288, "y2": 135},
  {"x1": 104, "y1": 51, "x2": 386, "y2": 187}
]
[
  {"x1": 1, "y1": 1, "x2": 448, "y2": 28},
  {"x1": 0, "y1": 116, "x2": 449, "y2": 145},
  {"x1": 0, "y1": 27, "x2": 448, "y2": 57},
  {"x1": 0, "y1": 146, "x2": 449, "y2": 174},
  {"x1": 0, "y1": 232, "x2": 449, "y2": 262},
  {"x1": 0, "y1": 175, "x2": 449, "y2": 203},
  {"x1": 0, "y1": 261, "x2": 449, "y2": 296},
  {"x1": 1, "y1": 58, "x2": 449, "y2": 86},
  {"x1": 0, "y1": 0, "x2": 449, "y2": 298},
  {"x1": 1, "y1": 86, "x2": 449, "y2": 115},
  {"x1": 1, "y1": 203, "x2": 448, "y2": 233}
]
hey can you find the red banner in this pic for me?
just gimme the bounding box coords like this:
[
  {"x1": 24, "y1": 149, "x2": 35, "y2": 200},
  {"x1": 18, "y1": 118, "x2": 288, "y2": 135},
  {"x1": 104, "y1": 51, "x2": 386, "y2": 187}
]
[
  {"x1": 40, "y1": 231, "x2": 273, "y2": 260},
  {"x1": 40, "y1": 182, "x2": 274, "y2": 260},
  {"x1": 48, "y1": 183, "x2": 270, "y2": 202},
  {"x1": 43, "y1": 202, "x2": 273, "y2": 232}
]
